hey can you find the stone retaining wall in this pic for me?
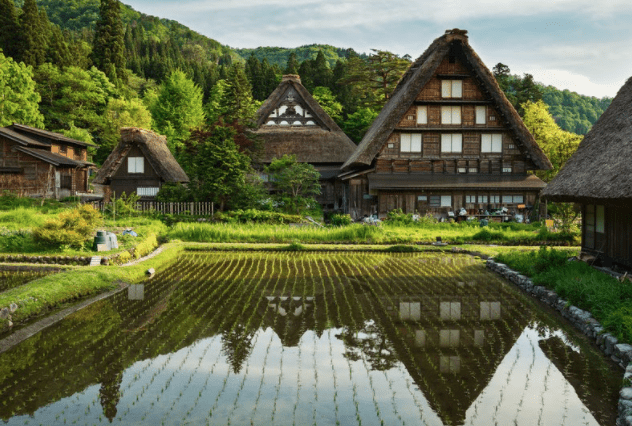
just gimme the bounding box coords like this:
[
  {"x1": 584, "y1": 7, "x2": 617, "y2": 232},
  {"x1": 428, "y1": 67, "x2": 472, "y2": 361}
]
[
  {"x1": 486, "y1": 259, "x2": 632, "y2": 426},
  {"x1": 0, "y1": 255, "x2": 91, "y2": 266}
]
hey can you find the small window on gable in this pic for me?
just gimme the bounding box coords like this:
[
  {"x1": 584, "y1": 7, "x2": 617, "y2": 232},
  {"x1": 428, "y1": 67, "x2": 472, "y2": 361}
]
[
  {"x1": 400, "y1": 134, "x2": 422, "y2": 153},
  {"x1": 475, "y1": 106, "x2": 486, "y2": 124},
  {"x1": 481, "y1": 134, "x2": 502, "y2": 153},
  {"x1": 417, "y1": 106, "x2": 428, "y2": 125},
  {"x1": 441, "y1": 80, "x2": 463, "y2": 98},
  {"x1": 387, "y1": 143, "x2": 394, "y2": 149},
  {"x1": 441, "y1": 106, "x2": 461, "y2": 124},
  {"x1": 407, "y1": 115, "x2": 414, "y2": 121},
  {"x1": 441, "y1": 134, "x2": 462, "y2": 153},
  {"x1": 59, "y1": 145, "x2": 67, "y2": 154},
  {"x1": 128, "y1": 157, "x2": 144, "y2": 174},
  {"x1": 489, "y1": 115, "x2": 496, "y2": 121}
]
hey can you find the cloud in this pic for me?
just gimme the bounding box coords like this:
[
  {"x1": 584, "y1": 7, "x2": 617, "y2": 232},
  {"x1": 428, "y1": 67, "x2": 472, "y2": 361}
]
[{"x1": 528, "y1": 68, "x2": 623, "y2": 98}]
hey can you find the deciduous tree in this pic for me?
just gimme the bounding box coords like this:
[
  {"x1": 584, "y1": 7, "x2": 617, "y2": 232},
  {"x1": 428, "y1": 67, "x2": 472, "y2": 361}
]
[
  {"x1": 522, "y1": 100, "x2": 582, "y2": 183},
  {"x1": 148, "y1": 69, "x2": 205, "y2": 152},
  {"x1": 0, "y1": 52, "x2": 44, "y2": 128}
]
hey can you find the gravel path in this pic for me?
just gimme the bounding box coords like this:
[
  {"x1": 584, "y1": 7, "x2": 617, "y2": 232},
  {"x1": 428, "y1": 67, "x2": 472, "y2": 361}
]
[{"x1": 120, "y1": 244, "x2": 167, "y2": 267}]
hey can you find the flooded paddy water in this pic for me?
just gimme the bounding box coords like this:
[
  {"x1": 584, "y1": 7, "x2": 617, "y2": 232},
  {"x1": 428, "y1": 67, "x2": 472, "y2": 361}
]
[{"x1": 0, "y1": 252, "x2": 620, "y2": 425}]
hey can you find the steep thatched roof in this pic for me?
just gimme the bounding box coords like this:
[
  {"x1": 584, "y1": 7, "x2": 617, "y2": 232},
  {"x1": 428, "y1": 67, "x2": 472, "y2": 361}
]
[
  {"x1": 542, "y1": 77, "x2": 632, "y2": 204},
  {"x1": 93, "y1": 128, "x2": 189, "y2": 185},
  {"x1": 342, "y1": 29, "x2": 552, "y2": 171},
  {"x1": 252, "y1": 75, "x2": 357, "y2": 164}
]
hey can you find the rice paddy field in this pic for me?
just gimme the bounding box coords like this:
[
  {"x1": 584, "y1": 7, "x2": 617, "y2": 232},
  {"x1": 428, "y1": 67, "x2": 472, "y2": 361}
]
[{"x1": 0, "y1": 252, "x2": 620, "y2": 425}]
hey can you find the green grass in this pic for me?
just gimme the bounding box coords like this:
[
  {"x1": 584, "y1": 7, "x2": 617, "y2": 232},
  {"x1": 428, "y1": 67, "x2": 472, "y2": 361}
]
[
  {"x1": 0, "y1": 243, "x2": 185, "y2": 331},
  {"x1": 495, "y1": 247, "x2": 632, "y2": 342},
  {"x1": 167, "y1": 221, "x2": 578, "y2": 245}
]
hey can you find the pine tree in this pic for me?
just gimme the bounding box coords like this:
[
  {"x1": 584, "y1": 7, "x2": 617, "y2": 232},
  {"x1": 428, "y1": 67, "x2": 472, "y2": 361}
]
[
  {"x1": 285, "y1": 52, "x2": 299, "y2": 75},
  {"x1": 46, "y1": 24, "x2": 72, "y2": 68},
  {"x1": 92, "y1": 0, "x2": 125, "y2": 82},
  {"x1": 0, "y1": 0, "x2": 20, "y2": 60},
  {"x1": 312, "y1": 50, "x2": 332, "y2": 88},
  {"x1": 19, "y1": 0, "x2": 48, "y2": 67},
  {"x1": 220, "y1": 64, "x2": 257, "y2": 124}
]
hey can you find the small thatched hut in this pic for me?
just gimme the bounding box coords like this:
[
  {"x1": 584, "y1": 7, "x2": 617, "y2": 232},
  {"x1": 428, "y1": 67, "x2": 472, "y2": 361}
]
[
  {"x1": 93, "y1": 128, "x2": 189, "y2": 199},
  {"x1": 542, "y1": 77, "x2": 632, "y2": 268},
  {"x1": 341, "y1": 29, "x2": 551, "y2": 220},
  {"x1": 251, "y1": 74, "x2": 357, "y2": 211}
]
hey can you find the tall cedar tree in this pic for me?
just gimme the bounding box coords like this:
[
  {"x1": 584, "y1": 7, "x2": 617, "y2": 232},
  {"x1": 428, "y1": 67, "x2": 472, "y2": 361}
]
[
  {"x1": 220, "y1": 64, "x2": 257, "y2": 125},
  {"x1": 285, "y1": 52, "x2": 299, "y2": 75},
  {"x1": 0, "y1": 0, "x2": 20, "y2": 60},
  {"x1": 92, "y1": 0, "x2": 126, "y2": 82},
  {"x1": 19, "y1": 0, "x2": 48, "y2": 67}
]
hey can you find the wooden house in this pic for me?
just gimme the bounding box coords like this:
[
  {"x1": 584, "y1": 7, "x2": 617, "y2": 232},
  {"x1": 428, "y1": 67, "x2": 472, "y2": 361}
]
[
  {"x1": 251, "y1": 74, "x2": 357, "y2": 211},
  {"x1": 341, "y1": 29, "x2": 552, "y2": 220},
  {"x1": 541, "y1": 77, "x2": 632, "y2": 269},
  {"x1": 0, "y1": 123, "x2": 95, "y2": 198},
  {"x1": 93, "y1": 128, "x2": 189, "y2": 199}
]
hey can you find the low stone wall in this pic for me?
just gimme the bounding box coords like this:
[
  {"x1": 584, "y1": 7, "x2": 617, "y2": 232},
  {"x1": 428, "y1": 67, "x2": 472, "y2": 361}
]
[
  {"x1": 486, "y1": 259, "x2": 632, "y2": 426},
  {"x1": 0, "y1": 255, "x2": 91, "y2": 266}
]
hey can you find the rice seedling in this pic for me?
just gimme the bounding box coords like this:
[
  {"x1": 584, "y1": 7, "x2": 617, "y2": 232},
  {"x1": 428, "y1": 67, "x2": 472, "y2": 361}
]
[{"x1": 0, "y1": 251, "x2": 621, "y2": 426}]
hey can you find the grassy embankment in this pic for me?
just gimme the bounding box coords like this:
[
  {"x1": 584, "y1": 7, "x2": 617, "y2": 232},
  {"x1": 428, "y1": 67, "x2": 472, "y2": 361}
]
[
  {"x1": 0, "y1": 243, "x2": 185, "y2": 332},
  {"x1": 496, "y1": 247, "x2": 632, "y2": 343},
  {"x1": 166, "y1": 220, "x2": 577, "y2": 245}
]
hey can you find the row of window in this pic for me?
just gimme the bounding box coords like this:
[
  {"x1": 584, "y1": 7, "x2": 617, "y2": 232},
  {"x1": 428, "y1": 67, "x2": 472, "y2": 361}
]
[
  {"x1": 413, "y1": 105, "x2": 494, "y2": 125},
  {"x1": 406, "y1": 105, "x2": 496, "y2": 124},
  {"x1": 396, "y1": 133, "x2": 505, "y2": 153},
  {"x1": 399, "y1": 300, "x2": 501, "y2": 321},
  {"x1": 422, "y1": 194, "x2": 525, "y2": 207}
]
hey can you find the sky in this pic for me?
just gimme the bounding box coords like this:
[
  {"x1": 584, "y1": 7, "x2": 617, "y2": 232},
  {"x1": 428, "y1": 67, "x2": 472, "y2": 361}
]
[{"x1": 121, "y1": 0, "x2": 632, "y2": 98}]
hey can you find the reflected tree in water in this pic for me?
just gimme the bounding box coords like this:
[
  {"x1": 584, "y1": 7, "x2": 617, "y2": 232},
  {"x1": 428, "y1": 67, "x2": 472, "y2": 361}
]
[
  {"x1": 221, "y1": 322, "x2": 256, "y2": 373},
  {"x1": 337, "y1": 320, "x2": 398, "y2": 371}
]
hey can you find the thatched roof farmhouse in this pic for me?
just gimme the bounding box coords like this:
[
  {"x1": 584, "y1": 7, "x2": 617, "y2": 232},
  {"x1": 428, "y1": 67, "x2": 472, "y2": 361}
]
[
  {"x1": 252, "y1": 74, "x2": 357, "y2": 210},
  {"x1": 542, "y1": 77, "x2": 632, "y2": 268},
  {"x1": 341, "y1": 29, "x2": 551, "y2": 220},
  {"x1": 94, "y1": 127, "x2": 188, "y2": 199}
]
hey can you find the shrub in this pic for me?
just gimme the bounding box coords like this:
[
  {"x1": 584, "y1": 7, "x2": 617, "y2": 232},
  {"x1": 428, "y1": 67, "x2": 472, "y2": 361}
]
[
  {"x1": 330, "y1": 213, "x2": 352, "y2": 227},
  {"x1": 386, "y1": 209, "x2": 415, "y2": 226},
  {"x1": 33, "y1": 204, "x2": 102, "y2": 248}
]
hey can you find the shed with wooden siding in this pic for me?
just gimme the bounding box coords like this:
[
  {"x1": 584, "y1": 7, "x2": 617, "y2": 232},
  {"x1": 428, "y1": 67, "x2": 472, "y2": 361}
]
[
  {"x1": 542, "y1": 77, "x2": 632, "y2": 269},
  {"x1": 0, "y1": 124, "x2": 95, "y2": 198}
]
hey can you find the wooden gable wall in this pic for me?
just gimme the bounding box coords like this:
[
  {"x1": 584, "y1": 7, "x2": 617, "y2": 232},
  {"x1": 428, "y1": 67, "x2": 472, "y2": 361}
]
[{"x1": 374, "y1": 55, "x2": 537, "y2": 176}]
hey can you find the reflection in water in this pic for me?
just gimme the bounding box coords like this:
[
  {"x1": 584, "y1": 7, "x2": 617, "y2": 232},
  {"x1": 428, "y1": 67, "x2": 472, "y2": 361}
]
[
  {"x1": 128, "y1": 284, "x2": 144, "y2": 300},
  {"x1": 0, "y1": 252, "x2": 620, "y2": 425}
]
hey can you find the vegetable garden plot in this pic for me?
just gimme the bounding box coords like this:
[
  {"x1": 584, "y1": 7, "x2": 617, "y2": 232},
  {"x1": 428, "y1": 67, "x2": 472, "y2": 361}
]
[{"x1": 0, "y1": 252, "x2": 620, "y2": 425}]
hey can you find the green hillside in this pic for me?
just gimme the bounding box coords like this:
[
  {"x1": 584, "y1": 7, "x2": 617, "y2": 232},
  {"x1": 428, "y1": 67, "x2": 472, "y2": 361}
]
[{"x1": 234, "y1": 45, "x2": 365, "y2": 68}]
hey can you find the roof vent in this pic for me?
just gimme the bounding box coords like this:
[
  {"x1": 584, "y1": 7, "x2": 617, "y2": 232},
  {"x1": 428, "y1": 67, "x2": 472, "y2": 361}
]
[{"x1": 282, "y1": 74, "x2": 301, "y2": 83}]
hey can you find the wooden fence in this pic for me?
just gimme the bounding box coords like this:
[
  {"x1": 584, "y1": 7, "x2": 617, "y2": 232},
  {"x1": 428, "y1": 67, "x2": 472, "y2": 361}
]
[{"x1": 90, "y1": 201, "x2": 214, "y2": 216}]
